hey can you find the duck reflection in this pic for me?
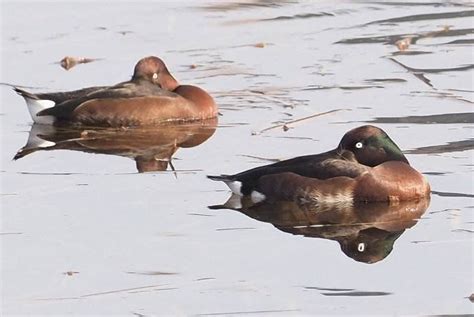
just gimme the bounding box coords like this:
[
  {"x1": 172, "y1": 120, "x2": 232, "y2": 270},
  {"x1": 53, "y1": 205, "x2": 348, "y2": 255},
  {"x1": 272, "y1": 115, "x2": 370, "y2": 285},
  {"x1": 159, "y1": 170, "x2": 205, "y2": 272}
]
[
  {"x1": 14, "y1": 118, "x2": 217, "y2": 172},
  {"x1": 210, "y1": 196, "x2": 429, "y2": 263}
]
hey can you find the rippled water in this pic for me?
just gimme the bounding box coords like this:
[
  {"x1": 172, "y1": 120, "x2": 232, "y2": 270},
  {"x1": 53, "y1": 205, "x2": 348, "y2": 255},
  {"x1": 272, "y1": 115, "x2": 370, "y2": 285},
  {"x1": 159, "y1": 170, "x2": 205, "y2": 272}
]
[{"x1": 1, "y1": 1, "x2": 473, "y2": 315}]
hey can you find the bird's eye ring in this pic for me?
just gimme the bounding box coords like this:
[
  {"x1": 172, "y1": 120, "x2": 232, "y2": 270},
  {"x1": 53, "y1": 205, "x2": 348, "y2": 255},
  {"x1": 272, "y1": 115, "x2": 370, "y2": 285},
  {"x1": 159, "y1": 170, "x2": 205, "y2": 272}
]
[
  {"x1": 355, "y1": 142, "x2": 363, "y2": 149},
  {"x1": 152, "y1": 73, "x2": 158, "y2": 79}
]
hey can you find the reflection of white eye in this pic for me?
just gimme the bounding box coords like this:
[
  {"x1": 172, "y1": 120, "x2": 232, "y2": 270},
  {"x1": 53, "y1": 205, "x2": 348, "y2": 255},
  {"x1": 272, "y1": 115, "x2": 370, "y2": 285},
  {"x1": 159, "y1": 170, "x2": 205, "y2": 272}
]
[
  {"x1": 355, "y1": 142, "x2": 363, "y2": 149},
  {"x1": 152, "y1": 73, "x2": 158, "y2": 79},
  {"x1": 358, "y1": 243, "x2": 365, "y2": 252}
]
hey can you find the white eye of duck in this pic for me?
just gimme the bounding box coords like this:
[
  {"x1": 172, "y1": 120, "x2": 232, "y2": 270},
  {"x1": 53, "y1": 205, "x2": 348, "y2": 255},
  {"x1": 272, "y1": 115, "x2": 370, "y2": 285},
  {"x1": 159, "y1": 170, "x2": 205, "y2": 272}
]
[
  {"x1": 152, "y1": 73, "x2": 158, "y2": 79},
  {"x1": 355, "y1": 142, "x2": 363, "y2": 149},
  {"x1": 358, "y1": 243, "x2": 365, "y2": 252}
]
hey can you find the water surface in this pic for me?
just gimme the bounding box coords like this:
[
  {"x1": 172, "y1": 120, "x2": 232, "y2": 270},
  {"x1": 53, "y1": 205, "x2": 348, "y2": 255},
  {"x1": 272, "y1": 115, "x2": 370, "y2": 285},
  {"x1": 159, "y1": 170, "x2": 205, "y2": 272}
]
[{"x1": 1, "y1": 1, "x2": 473, "y2": 315}]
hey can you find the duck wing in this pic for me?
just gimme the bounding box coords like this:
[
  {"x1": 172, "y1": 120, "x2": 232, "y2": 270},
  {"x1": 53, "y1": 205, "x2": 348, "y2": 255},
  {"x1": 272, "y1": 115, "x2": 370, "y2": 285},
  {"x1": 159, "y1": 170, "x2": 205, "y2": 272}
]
[
  {"x1": 14, "y1": 86, "x2": 108, "y2": 104},
  {"x1": 37, "y1": 81, "x2": 177, "y2": 120},
  {"x1": 208, "y1": 150, "x2": 369, "y2": 195}
]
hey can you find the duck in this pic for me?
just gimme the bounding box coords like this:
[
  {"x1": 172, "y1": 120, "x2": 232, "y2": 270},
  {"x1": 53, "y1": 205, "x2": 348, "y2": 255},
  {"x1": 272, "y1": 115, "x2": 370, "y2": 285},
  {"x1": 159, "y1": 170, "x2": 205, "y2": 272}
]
[
  {"x1": 208, "y1": 125, "x2": 430, "y2": 203},
  {"x1": 14, "y1": 56, "x2": 218, "y2": 127}
]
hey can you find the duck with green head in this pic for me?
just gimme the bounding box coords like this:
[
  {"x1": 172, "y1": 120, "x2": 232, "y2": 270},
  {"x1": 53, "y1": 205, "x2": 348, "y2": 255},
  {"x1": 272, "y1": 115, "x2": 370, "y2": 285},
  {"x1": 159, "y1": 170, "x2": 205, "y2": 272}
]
[{"x1": 208, "y1": 125, "x2": 430, "y2": 203}]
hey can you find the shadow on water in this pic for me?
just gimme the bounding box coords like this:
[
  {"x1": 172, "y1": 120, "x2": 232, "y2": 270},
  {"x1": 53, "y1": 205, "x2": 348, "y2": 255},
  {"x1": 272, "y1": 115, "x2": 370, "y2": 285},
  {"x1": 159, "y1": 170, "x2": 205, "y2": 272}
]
[
  {"x1": 364, "y1": 10, "x2": 474, "y2": 25},
  {"x1": 210, "y1": 196, "x2": 429, "y2": 264},
  {"x1": 365, "y1": 2, "x2": 469, "y2": 8},
  {"x1": 14, "y1": 119, "x2": 217, "y2": 173},
  {"x1": 369, "y1": 112, "x2": 474, "y2": 124},
  {"x1": 200, "y1": 0, "x2": 296, "y2": 12},
  {"x1": 406, "y1": 139, "x2": 474, "y2": 154},
  {"x1": 304, "y1": 286, "x2": 392, "y2": 297},
  {"x1": 336, "y1": 27, "x2": 473, "y2": 45}
]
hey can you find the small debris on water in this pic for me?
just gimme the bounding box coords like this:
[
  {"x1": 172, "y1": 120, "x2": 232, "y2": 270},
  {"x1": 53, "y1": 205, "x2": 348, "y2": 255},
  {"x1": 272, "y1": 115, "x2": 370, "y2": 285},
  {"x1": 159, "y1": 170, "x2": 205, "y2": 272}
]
[
  {"x1": 63, "y1": 271, "x2": 79, "y2": 276},
  {"x1": 395, "y1": 37, "x2": 412, "y2": 51},
  {"x1": 60, "y1": 56, "x2": 98, "y2": 70}
]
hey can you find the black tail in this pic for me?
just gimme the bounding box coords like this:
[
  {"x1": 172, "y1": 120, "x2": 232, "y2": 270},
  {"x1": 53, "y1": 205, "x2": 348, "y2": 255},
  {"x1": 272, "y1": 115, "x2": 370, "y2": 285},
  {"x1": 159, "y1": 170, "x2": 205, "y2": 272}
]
[
  {"x1": 208, "y1": 204, "x2": 227, "y2": 210},
  {"x1": 13, "y1": 87, "x2": 38, "y2": 100},
  {"x1": 207, "y1": 174, "x2": 233, "y2": 182}
]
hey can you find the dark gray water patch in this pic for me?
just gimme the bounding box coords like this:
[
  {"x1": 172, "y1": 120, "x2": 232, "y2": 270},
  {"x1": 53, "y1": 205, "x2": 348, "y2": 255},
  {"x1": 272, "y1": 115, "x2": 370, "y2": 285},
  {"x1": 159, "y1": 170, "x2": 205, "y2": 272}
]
[
  {"x1": 17, "y1": 172, "x2": 84, "y2": 176},
  {"x1": 447, "y1": 88, "x2": 474, "y2": 94},
  {"x1": 195, "y1": 277, "x2": 216, "y2": 281},
  {"x1": 429, "y1": 208, "x2": 461, "y2": 215},
  {"x1": 321, "y1": 291, "x2": 392, "y2": 297},
  {"x1": 406, "y1": 139, "x2": 474, "y2": 154},
  {"x1": 365, "y1": 10, "x2": 474, "y2": 25},
  {"x1": 411, "y1": 240, "x2": 431, "y2": 244},
  {"x1": 409, "y1": 91, "x2": 473, "y2": 104},
  {"x1": 369, "y1": 112, "x2": 474, "y2": 124},
  {"x1": 216, "y1": 227, "x2": 257, "y2": 231},
  {"x1": 414, "y1": 73, "x2": 433, "y2": 87},
  {"x1": 304, "y1": 286, "x2": 355, "y2": 291},
  {"x1": 188, "y1": 213, "x2": 215, "y2": 217},
  {"x1": 125, "y1": 271, "x2": 178, "y2": 276},
  {"x1": 423, "y1": 172, "x2": 451, "y2": 176},
  {"x1": 365, "y1": 78, "x2": 407, "y2": 83},
  {"x1": 366, "y1": 1, "x2": 469, "y2": 7},
  {"x1": 438, "y1": 39, "x2": 474, "y2": 45},
  {"x1": 117, "y1": 30, "x2": 133, "y2": 36},
  {"x1": 196, "y1": 309, "x2": 301, "y2": 316},
  {"x1": 390, "y1": 58, "x2": 474, "y2": 74},
  {"x1": 63, "y1": 271, "x2": 80, "y2": 276},
  {"x1": 303, "y1": 84, "x2": 383, "y2": 91},
  {"x1": 391, "y1": 51, "x2": 433, "y2": 56},
  {"x1": 432, "y1": 191, "x2": 474, "y2": 198},
  {"x1": 261, "y1": 12, "x2": 334, "y2": 21},
  {"x1": 201, "y1": 1, "x2": 296, "y2": 12},
  {"x1": 452, "y1": 229, "x2": 474, "y2": 233},
  {"x1": 336, "y1": 28, "x2": 474, "y2": 45}
]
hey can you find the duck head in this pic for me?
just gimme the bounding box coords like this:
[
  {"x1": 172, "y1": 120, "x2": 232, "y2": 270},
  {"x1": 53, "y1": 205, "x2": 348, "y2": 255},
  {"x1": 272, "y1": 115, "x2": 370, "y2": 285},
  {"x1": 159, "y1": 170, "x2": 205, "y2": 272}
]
[
  {"x1": 338, "y1": 125, "x2": 409, "y2": 166},
  {"x1": 132, "y1": 56, "x2": 179, "y2": 91}
]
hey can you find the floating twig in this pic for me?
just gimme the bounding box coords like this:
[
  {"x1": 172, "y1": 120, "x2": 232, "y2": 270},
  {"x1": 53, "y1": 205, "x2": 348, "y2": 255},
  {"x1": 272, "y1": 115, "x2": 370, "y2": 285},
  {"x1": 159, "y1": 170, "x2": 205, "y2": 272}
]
[{"x1": 253, "y1": 109, "x2": 347, "y2": 135}]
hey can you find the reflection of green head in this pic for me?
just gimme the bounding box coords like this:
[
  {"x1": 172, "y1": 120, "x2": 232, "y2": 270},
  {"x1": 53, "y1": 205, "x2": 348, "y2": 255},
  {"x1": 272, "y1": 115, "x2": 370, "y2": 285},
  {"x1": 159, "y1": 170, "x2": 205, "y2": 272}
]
[{"x1": 338, "y1": 228, "x2": 404, "y2": 264}]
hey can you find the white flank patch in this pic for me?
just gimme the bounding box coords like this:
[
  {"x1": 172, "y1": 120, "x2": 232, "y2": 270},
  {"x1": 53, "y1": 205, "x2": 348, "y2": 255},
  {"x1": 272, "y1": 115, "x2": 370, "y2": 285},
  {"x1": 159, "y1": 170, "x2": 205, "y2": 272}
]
[
  {"x1": 25, "y1": 97, "x2": 55, "y2": 124},
  {"x1": 320, "y1": 192, "x2": 353, "y2": 205},
  {"x1": 225, "y1": 181, "x2": 242, "y2": 195},
  {"x1": 250, "y1": 190, "x2": 266, "y2": 203}
]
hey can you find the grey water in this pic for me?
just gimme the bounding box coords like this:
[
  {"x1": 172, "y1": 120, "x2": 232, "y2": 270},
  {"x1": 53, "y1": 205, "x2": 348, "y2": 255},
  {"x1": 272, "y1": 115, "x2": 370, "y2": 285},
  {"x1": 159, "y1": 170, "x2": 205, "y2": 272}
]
[{"x1": 1, "y1": 1, "x2": 473, "y2": 315}]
